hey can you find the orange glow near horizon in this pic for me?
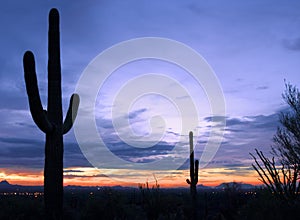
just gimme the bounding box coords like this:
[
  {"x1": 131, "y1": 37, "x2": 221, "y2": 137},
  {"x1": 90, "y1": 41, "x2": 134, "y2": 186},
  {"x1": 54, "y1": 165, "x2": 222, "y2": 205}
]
[
  {"x1": 0, "y1": 166, "x2": 262, "y2": 188},
  {"x1": 0, "y1": 169, "x2": 44, "y2": 186}
]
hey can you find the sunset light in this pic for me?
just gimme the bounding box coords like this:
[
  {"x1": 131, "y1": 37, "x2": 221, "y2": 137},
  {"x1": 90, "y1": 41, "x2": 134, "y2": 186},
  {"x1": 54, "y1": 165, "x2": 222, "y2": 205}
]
[{"x1": 1, "y1": 1, "x2": 300, "y2": 218}]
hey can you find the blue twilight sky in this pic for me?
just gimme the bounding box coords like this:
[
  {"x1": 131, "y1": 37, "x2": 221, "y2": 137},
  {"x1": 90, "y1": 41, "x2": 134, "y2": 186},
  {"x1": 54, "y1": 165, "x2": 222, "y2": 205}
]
[{"x1": 0, "y1": 0, "x2": 300, "y2": 184}]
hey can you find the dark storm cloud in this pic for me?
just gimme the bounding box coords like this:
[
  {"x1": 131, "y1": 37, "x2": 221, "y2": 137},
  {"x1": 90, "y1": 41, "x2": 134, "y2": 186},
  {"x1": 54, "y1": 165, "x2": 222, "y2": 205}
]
[
  {"x1": 203, "y1": 116, "x2": 227, "y2": 123},
  {"x1": 204, "y1": 113, "x2": 279, "y2": 132},
  {"x1": 282, "y1": 38, "x2": 300, "y2": 51},
  {"x1": 14, "y1": 122, "x2": 36, "y2": 129},
  {"x1": 64, "y1": 142, "x2": 92, "y2": 168},
  {"x1": 223, "y1": 113, "x2": 279, "y2": 145},
  {"x1": 256, "y1": 86, "x2": 269, "y2": 90},
  {"x1": 106, "y1": 140, "x2": 174, "y2": 163},
  {"x1": 175, "y1": 95, "x2": 190, "y2": 100},
  {"x1": 0, "y1": 137, "x2": 44, "y2": 169},
  {"x1": 128, "y1": 108, "x2": 147, "y2": 119},
  {"x1": 0, "y1": 137, "x2": 91, "y2": 169},
  {"x1": 0, "y1": 157, "x2": 44, "y2": 169},
  {"x1": 64, "y1": 174, "x2": 107, "y2": 179},
  {"x1": 0, "y1": 146, "x2": 43, "y2": 159},
  {"x1": 64, "y1": 169, "x2": 84, "y2": 173},
  {"x1": 0, "y1": 137, "x2": 43, "y2": 145},
  {"x1": 96, "y1": 107, "x2": 148, "y2": 132},
  {"x1": 194, "y1": 111, "x2": 282, "y2": 170}
]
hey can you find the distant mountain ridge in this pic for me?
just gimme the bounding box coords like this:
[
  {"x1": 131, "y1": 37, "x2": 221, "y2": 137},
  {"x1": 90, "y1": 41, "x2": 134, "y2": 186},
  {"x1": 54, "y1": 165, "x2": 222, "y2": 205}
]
[
  {"x1": 0, "y1": 180, "x2": 10, "y2": 186},
  {"x1": 0, "y1": 180, "x2": 259, "y2": 192},
  {"x1": 0, "y1": 180, "x2": 43, "y2": 192},
  {"x1": 215, "y1": 182, "x2": 257, "y2": 189}
]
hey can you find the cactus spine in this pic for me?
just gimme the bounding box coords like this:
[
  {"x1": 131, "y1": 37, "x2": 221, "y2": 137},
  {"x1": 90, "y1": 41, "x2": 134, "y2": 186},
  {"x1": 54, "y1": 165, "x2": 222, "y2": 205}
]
[
  {"x1": 23, "y1": 8, "x2": 79, "y2": 219},
  {"x1": 186, "y1": 131, "x2": 199, "y2": 198}
]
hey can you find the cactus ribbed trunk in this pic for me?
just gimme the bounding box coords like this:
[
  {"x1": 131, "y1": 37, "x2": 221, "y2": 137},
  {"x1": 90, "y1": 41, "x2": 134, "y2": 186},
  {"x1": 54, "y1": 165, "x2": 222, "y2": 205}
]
[
  {"x1": 186, "y1": 131, "x2": 199, "y2": 220},
  {"x1": 186, "y1": 131, "x2": 199, "y2": 198},
  {"x1": 189, "y1": 132, "x2": 196, "y2": 197},
  {"x1": 23, "y1": 8, "x2": 79, "y2": 219},
  {"x1": 45, "y1": 9, "x2": 63, "y2": 218}
]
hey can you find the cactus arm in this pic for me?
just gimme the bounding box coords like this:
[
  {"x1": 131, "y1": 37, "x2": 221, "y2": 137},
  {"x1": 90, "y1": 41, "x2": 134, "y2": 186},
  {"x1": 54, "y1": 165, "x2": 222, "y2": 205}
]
[
  {"x1": 62, "y1": 94, "x2": 80, "y2": 134},
  {"x1": 23, "y1": 51, "x2": 53, "y2": 133},
  {"x1": 186, "y1": 179, "x2": 191, "y2": 184},
  {"x1": 195, "y1": 160, "x2": 199, "y2": 184}
]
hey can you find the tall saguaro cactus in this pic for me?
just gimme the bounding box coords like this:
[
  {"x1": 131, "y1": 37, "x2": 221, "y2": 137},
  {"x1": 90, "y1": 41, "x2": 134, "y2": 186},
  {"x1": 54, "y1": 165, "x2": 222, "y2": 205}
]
[
  {"x1": 186, "y1": 131, "x2": 199, "y2": 219},
  {"x1": 23, "y1": 8, "x2": 79, "y2": 219},
  {"x1": 186, "y1": 131, "x2": 199, "y2": 198}
]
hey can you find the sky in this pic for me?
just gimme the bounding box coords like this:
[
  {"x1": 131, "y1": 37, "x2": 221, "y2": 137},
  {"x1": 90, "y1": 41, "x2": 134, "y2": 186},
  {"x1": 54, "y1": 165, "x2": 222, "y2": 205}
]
[{"x1": 1, "y1": 0, "x2": 300, "y2": 187}]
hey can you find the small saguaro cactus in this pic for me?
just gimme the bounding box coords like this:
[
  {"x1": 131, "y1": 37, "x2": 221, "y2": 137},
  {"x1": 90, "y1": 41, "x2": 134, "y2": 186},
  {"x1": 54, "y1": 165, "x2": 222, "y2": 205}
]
[
  {"x1": 186, "y1": 131, "x2": 199, "y2": 198},
  {"x1": 23, "y1": 8, "x2": 79, "y2": 219}
]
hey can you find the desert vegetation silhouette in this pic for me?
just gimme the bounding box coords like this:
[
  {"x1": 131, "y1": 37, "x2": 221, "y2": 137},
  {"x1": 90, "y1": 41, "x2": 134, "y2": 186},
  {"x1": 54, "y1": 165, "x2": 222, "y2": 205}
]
[
  {"x1": 23, "y1": 8, "x2": 79, "y2": 219},
  {"x1": 251, "y1": 82, "x2": 300, "y2": 201}
]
